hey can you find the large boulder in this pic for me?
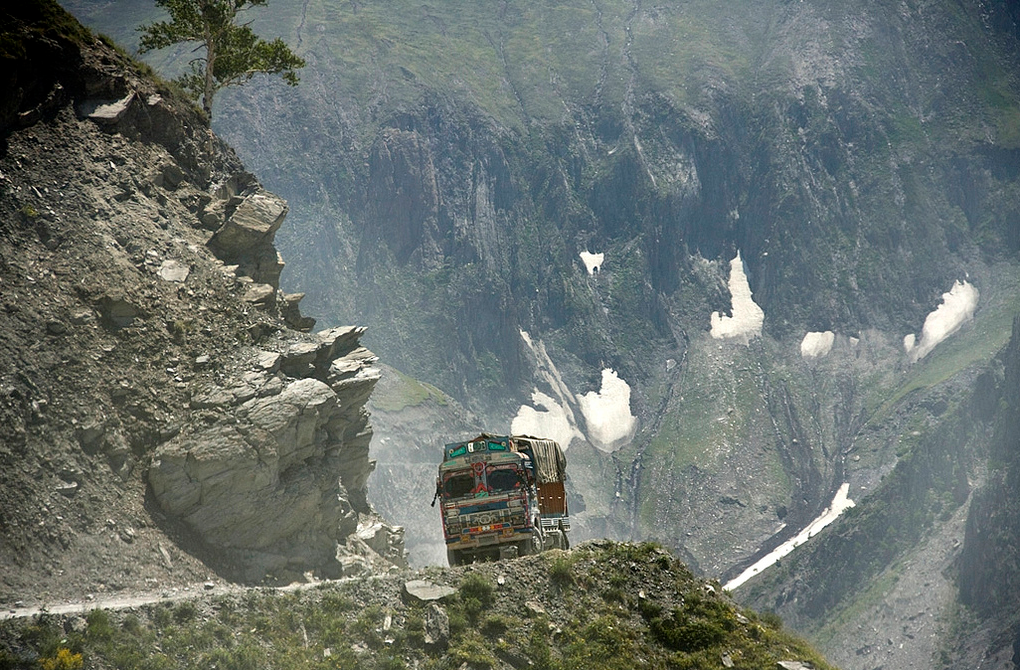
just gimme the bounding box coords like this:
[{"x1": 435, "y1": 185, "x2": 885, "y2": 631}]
[
  {"x1": 207, "y1": 189, "x2": 288, "y2": 288},
  {"x1": 148, "y1": 328, "x2": 388, "y2": 581}
]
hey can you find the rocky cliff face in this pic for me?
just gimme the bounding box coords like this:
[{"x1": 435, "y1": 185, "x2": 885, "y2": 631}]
[
  {"x1": 0, "y1": 2, "x2": 401, "y2": 606},
  {"x1": 147, "y1": 325, "x2": 389, "y2": 581},
  {"x1": 949, "y1": 315, "x2": 1020, "y2": 667}
]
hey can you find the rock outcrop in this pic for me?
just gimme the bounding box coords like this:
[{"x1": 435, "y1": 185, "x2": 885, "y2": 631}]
[{"x1": 148, "y1": 326, "x2": 395, "y2": 581}]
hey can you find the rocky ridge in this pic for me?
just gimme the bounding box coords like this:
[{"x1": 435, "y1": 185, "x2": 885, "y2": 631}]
[{"x1": 0, "y1": 2, "x2": 402, "y2": 607}]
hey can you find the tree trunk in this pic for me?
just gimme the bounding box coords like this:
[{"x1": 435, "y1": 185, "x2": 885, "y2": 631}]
[{"x1": 201, "y1": 0, "x2": 217, "y2": 121}]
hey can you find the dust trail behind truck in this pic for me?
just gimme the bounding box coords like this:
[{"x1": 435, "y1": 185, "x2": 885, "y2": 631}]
[{"x1": 434, "y1": 434, "x2": 570, "y2": 566}]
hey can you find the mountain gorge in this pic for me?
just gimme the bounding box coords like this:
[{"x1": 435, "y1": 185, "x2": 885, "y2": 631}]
[{"x1": 25, "y1": 0, "x2": 1020, "y2": 667}]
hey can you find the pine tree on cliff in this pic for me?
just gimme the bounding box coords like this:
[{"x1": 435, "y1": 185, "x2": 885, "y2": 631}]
[{"x1": 138, "y1": 0, "x2": 305, "y2": 121}]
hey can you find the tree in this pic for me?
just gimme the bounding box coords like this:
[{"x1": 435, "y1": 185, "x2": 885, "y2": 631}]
[{"x1": 138, "y1": 0, "x2": 305, "y2": 121}]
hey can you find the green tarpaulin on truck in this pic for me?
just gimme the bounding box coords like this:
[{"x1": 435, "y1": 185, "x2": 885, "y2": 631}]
[{"x1": 512, "y1": 435, "x2": 566, "y2": 484}]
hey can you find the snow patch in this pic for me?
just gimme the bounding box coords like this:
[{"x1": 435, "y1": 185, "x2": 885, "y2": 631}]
[
  {"x1": 800, "y1": 331, "x2": 835, "y2": 359},
  {"x1": 514, "y1": 331, "x2": 581, "y2": 449},
  {"x1": 511, "y1": 391, "x2": 579, "y2": 450},
  {"x1": 710, "y1": 251, "x2": 764, "y2": 344},
  {"x1": 907, "y1": 280, "x2": 979, "y2": 361},
  {"x1": 578, "y1": 369, "x2": 637, "y2": 452},
  {"x1": 724, "y1": 483, "x2": 856, "y2": 592},
  {"x1": 579, "y1": 251, "x2": 604, "y2": 275},
  {"x1": 903, "y1": 333, "x2": 916, "y2": 353}
]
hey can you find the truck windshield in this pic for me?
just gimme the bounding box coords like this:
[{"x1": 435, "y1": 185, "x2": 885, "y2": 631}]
[
  {"x1": 443, "y1": 473, "x2": 474, "y2": 499},
  {"x1": 486, "y1": 468, "x2": 522, "y2": 493}
]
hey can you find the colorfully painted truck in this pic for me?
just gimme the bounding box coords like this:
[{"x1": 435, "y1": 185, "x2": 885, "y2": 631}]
[{"x1": 434, "y1": 434, "x2": 570, "y2": 566}]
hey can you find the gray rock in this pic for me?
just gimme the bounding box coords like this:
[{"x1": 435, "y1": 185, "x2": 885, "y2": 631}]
[
  {"x1": 423, "y1": 602, "x2": 450, "y2": 649},
  {"x1": 161, "y1": 164, "x2": 185, "y2": 189},
  {"x1": 212, "y1": 191, "x2": 288, "y2": 252},
  {"x1": 158, "y1": 543, "x2": 173, "y2": 569},
  {"x1": 76, "y1": 420, "x2": 106, "y2": 454},
  {"x1": 147, "y1": 327, "x2": 395, "y2": 580},
  {"x1": 243, "y1": 283, "x2": 275, "y2": 305},
  {"x1": 207, "y1": 190, "x2": 288, "y2": 288},
  {"x1": 45, "y1": 319, "x2": 67, "y2": 335},
  {"x1": 256, "y1": 350, "x2": 282, "y2": 372},
  {"x1": 281, "y1": 292, "x2": 315, "y2": 332},
  {"x1": 283, "y1": 342, "x2": 320, "y2": 368},
  {"x1": 98, "y1": 295, "x2": 140, "y2": 329},
  {"x1": 259, "y1": 375, "x2": 284, "y2": 397},
  {"x1": 79, "y1": 93, "x2": 135, "y2": 123},
  {"x1": 525, "y1": 600, "x2": 547, "y2": 617},
  {"x1": 315, "y1": 326, "x2": 365, "y2": 361},
  {"x1": 199, "y1": 210, "x2": 222, "y2": 229},
  {"x1": 69, "y1": 310, "x2": 94, "y2": 325},
  {"x1": 403, "y1": 580, "x2": 457, "y2": 603},
  {"x1": 157, "y1": 259, "x2": 190, "y2": 282},
  {"x1": 777, "y1": 662, "x2": 815, "y2": 670},
  {"x1": 338, "y1": 555, "x2": 371, "y2": 577},
  {"x1": 189, "y1": 386, "x2": 235, "y2": 409}
]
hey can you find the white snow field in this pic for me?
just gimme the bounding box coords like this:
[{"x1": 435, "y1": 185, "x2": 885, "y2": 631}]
[
  {"x1": 724, "y1": 483, "x2": 856, "y2": 591},
  {"x1": 513, "y1": 330, "x2": 582, "y2": 449},
  {"x1": 578, "y1": 368, "x2": 637, "y2": 451},
  {"x1": 579, "y1": 250, "x2": 604, "y2": 275},
  {"x1": 514, "y1": 331, "x2": 635, "y2": 451},
  {"x1": 710, "y1": 251, "x2": 765, "y2": 344},
  {"x1": 510, "y1": 390, "x2": 578, "y2": 450},
  {"x1": 800, "y1": 331, "x2": 835, "y2": 359},
  {"x1": 906, "y1": 280, "x2": 979, "y2": 361}
]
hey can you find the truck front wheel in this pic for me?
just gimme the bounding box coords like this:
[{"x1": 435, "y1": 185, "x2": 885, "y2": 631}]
[{"x1": 447, "y1": 548, "x2": 465, "y2": 566}]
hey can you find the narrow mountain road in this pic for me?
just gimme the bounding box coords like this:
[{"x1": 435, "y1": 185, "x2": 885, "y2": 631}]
[{"x1": 0, "y1": 577, "x2": 366, "y2": 622}]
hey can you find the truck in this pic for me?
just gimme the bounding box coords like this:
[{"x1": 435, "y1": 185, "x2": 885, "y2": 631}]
[{"x1": 434, "y1": 433, "x2": 570, "y2": 566}]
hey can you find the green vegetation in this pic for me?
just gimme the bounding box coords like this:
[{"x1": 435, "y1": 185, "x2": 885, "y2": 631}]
[
  {"x1": 0, "y1": 542, "x2": 835, "y2": 670},
  {"x1": 547, "y1": 551, "x2": 577, "y2": 589},
  {"x1": 742, "y1": 387, "x2": 978, "y2": 633},
  {"x1": 372, "y1": 366, "x2": 449, "y2": 413},
  {"x1": 137, "y1": 0, "x2": 305, "y2": 120}
]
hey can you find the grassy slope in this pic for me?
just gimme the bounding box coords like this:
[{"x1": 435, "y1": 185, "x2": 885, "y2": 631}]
[{"x1": 0, "y1": 542, "x2": 837, "y2": 670}]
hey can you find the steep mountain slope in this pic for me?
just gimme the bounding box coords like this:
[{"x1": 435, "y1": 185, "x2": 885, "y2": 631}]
[
  {"x1": 0, "y1": 2, "x2": 402, "y2": 608},
  {"x1": 63, "y1": 0, "x2": 1020, "y2": 666},
  {"x1": 739, "y1": 316, "x2": 1020, "y2": 669}
]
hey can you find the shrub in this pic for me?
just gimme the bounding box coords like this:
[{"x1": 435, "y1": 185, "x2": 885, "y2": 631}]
[
  {"x1": 85, "y1": 609, "x2": 115, "y2": 643},
  {"x1": 459, "y1": 573, "x2": 494, "y2": 602},
  {"x1": 39, "y1": 648, "x2": 83, "y2": 670},
  {"x1": 459, "y1": 573, "x2": 494, "y2": 625},
  {"x1": 448, "y1": 631, "x2": 497, "y2": 670},
  {"x1": 759, "y1": 610, "x2": 784, "y2": 630},
  {"x1": 548, "y1": 555, "x2": 575, "y2": 589},
  {"x1": 173, "y1": 600, "x2": 199, "y2": 624}
]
